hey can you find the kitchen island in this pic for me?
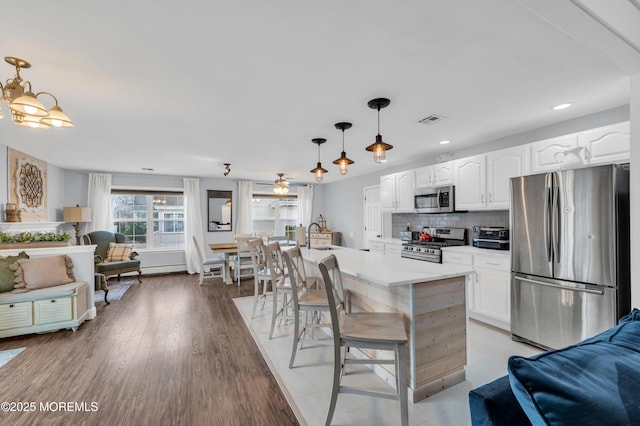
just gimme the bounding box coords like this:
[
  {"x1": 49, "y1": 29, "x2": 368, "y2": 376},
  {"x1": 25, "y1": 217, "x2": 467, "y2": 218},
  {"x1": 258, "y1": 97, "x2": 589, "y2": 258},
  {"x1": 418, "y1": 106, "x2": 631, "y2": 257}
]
[{"x1": 299, "y1": 246, "x2": 473, "y2": 402}]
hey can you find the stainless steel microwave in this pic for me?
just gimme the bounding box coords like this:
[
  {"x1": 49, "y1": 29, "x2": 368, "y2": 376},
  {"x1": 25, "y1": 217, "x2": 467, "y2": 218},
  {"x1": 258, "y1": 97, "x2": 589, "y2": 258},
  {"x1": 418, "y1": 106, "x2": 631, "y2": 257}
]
[{"x1": 414, "y1": 186, "x2": 456, "y2": 213}]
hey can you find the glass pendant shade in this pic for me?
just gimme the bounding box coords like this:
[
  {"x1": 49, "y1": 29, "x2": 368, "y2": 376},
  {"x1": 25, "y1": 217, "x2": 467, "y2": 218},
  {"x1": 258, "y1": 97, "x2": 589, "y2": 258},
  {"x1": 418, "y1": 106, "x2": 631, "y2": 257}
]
[
  {"x1": 333, "y1": 152, "x2": 354, "y2": 175},
  {"x1": 366, "y1": 134, "x2": 393, "y2": 163},
  {"x1": 13, "y1": 112, "x2": 50, "y2": 129},
  {"x1": 310, "y1": 138, "x2": 328, "y2": 182},
  {"x1": 310, "y1": 162, "x2": 328, "y2": 182},
  {"x1": 40, "y1": 105, "x2": 74, "y2": 128},
  {"x1": 9, "y1": 92, "x2": 48, "y2": 116}
]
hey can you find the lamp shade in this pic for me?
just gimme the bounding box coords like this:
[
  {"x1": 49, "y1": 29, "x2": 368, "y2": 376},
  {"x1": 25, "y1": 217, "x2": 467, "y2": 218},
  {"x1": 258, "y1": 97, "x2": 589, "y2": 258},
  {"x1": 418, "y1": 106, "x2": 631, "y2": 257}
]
[
  {"x1": 64, "y1": 206, "x2": 92, "y2": 222},
  {"x1": 9, "y1": 92, "x2": 48, "y2": 116},
  {"x1": 40, "y1": 105, "x2": 74, "y2": 128}
]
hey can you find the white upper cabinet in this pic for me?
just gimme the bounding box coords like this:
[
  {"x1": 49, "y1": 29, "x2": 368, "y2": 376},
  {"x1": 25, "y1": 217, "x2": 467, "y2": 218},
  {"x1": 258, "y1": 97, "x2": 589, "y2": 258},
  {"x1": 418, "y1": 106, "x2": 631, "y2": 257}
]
[
  {"x1": 486, "y1": 145, "x2": 529, "y2": 209},
  {"x1": 416, "y1": 161, "x2": 454, "y2": 188},
  {"x1": 579, "y1": 122, "x2": 630, "y2": 165},
  {"x1": 528, "y1": 134, "x2": 581, "y2": 173},
  {"x1": 433, "y1": 161, "x2": 454, "y2": 186},
  {"x1": 454, "y1": 155, "x2": 486, "y2": 210},
  {"x1": 380, "y1": 170, "x2": 415, "y2": 212}
]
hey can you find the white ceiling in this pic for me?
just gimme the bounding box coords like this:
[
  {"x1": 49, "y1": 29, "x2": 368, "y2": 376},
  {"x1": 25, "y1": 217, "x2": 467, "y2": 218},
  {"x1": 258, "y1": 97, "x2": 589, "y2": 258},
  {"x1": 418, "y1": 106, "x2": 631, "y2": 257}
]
[{"x1": 1, "y1": 0, "x2": 638, "y2": 185}]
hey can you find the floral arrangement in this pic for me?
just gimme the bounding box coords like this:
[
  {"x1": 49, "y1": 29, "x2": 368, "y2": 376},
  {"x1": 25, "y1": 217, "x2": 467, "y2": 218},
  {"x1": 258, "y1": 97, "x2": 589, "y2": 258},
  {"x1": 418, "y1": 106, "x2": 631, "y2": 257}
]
[{"x1": 0, "y1": 231, "x2": 72, "y2": 244}]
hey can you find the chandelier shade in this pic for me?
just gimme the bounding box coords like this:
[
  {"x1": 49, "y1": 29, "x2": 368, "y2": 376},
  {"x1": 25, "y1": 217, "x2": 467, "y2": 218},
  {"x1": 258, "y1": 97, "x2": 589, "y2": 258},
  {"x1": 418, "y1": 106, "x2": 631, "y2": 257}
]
[{"x1": 0, "y1": 56, "x2": 74, "y2": 129}]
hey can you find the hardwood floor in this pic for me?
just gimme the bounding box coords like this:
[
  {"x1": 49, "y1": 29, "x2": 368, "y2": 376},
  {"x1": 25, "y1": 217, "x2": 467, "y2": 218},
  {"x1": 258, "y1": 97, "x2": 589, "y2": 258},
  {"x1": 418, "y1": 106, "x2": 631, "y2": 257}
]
[{"x1": 0, "y1": 273, "x2": 299, "y2": 426}]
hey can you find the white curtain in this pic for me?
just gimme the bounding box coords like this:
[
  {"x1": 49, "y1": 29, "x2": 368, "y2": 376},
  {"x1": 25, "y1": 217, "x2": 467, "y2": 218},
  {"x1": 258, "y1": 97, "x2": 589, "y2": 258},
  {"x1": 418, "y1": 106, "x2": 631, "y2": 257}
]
[
  {"x1": 237, "y1": 181, "x2": 253, "y2": 234},
  {"x1": 87, "y1": 173, "x2": 113, "y2": 232},
  {"x1": 297, "y1": 185, "x2": 314, "y2": 228},
  {"x1": 184, "y1": 178, "x2": 205, "y2": 275}
]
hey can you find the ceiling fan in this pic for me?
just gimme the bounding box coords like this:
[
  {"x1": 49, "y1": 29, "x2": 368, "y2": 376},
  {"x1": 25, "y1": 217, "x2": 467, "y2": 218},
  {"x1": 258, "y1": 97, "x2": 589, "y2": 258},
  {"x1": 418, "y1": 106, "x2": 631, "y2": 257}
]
[{"x1": 255, "y1": 173, "x2": 305, "y2": 194}]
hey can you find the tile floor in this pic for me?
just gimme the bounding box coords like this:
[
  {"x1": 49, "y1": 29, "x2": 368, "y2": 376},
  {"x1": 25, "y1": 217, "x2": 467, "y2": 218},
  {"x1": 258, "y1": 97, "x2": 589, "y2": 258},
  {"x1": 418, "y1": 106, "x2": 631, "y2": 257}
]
[{"x1": 233, "y1": 296, "x2": 541, "y2": 426}]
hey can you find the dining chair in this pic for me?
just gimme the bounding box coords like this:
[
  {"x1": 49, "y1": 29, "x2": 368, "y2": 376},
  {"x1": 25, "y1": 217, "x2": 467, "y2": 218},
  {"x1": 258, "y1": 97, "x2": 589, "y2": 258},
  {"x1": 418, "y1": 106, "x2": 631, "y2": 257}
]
[
  {"x1": 318, "y1": 254, "x2": 409, "y2": 426},
  {"x1": 233, "y1": 234, "x2": 254, "y2": 284},
  {"x1": 192, "y1": 236, "x2": 225, "y2": 285},
  {"x1": 264, "y1": 241, "x2": 294, "y2": 339},
  {"x1": 247, "y1": 238, "x2": 271, "y2": 317},
  {"x1": 282, "y1": 246, "x2": 332, "y2": 369}
]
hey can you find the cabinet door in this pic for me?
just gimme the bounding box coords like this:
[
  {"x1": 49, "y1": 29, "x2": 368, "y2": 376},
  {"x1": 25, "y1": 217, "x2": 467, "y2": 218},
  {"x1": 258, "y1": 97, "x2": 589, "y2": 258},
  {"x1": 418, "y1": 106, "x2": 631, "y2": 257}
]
[
  {"x1": 380, "y1": 174, "x2": 396, "y2": 210},
  {"x1": 474, "y1": 267, "x2": 510, "y2": 328},
  {"x1": 454, "y1": 155, "x2": 487, "y2": 210},
  {"x1": 415, "y1": 166, "x2": 433, "y2": 188},
  {"x1": 394, "y1": 171, "x2": 415, "y2": 211},
  {"x1": 433, "y1": 161, "x2": 454, "y2": 186},
  {"x1": 487, "y1": 146, "x2": 528, "y2": 209},
  {"x1": 580, "y1": 122, "x2": 630, "y2": 165},
  {"x1": 384, "y1": 243, "x2": 402, "y2": 255},
  {"x1": 368, "y1": 241, "x2": 385, "y2": 252},
  {"x1": 529, "y1": 134, "x2": 581, "y2": 173}
]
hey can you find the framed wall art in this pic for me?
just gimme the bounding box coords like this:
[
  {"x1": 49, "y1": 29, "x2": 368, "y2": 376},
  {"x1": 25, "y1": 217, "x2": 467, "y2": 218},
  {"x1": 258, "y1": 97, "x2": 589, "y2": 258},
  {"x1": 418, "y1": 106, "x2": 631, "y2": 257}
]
[{"x1": 7, "y1": 147, "x2": 48, "y2": 222}]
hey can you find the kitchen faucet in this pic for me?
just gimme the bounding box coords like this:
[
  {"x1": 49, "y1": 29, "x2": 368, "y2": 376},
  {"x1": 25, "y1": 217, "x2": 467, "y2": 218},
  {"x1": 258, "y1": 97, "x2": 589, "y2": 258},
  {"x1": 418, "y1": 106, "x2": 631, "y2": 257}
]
[{"x1": 307, "y1": 222, "x2": 321, "y2": 249}]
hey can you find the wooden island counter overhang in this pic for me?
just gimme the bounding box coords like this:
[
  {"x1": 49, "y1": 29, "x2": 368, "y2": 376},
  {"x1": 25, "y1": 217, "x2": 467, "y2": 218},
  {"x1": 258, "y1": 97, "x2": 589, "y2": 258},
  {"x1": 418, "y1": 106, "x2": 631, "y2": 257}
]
[{"x1": 299, "y1": 246, "x2": 473, "y2": 403}]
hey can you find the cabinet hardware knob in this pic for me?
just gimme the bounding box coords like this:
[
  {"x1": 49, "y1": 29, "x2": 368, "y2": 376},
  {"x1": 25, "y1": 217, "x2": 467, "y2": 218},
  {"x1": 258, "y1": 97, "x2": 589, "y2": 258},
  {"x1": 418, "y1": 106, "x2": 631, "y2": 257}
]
[{"x1": 9, "y1": 304, "x2": 14, "y2": 308}]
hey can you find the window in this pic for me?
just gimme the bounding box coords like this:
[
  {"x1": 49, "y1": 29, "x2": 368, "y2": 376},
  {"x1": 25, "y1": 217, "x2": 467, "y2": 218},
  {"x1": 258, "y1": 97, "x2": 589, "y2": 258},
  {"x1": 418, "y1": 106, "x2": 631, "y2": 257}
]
[
  {"x1": 251, "y1": 195, "x2": 298, "y2": 237},
  {"x1": 112, "y1": 191, "x2": 184, "y2": 249}
]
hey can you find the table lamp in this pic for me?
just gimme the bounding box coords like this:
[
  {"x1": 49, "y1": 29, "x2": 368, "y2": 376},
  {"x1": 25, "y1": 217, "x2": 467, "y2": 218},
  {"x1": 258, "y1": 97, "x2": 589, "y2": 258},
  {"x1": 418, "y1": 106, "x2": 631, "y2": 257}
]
[{"x1": 63, "y1": 205, "x2": 92, "y2": 245}]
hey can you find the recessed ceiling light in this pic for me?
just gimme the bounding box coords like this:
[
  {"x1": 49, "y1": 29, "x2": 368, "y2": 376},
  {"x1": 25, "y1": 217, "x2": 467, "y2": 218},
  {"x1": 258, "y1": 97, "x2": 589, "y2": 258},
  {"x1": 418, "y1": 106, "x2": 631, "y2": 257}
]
[
  {"x1": 552, "y1": 103, "x2": 572, "y2": 110},
  {"x1": 439, "y1": 140, "x2": 451, "y2": 145}
]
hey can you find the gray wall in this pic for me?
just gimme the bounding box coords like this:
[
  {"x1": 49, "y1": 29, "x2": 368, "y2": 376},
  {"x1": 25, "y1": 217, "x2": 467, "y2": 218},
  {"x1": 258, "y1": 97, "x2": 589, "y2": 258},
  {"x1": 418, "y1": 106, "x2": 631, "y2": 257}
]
[{"x1": 324, "y1": 105, "x2": 630, "y2": 248}]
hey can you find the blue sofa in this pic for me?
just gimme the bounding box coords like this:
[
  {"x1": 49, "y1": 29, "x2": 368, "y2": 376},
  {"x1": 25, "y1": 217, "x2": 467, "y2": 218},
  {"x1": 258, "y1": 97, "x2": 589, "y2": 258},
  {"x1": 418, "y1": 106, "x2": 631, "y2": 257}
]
[{"x1": 469, "y1": 309, "x2": 640, "y2": 426}]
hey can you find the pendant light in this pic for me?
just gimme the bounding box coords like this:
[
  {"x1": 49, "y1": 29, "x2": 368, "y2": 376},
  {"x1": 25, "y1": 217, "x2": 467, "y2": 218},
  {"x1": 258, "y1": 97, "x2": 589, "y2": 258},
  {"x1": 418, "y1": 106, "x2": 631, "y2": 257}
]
[
  {"x1": 310, "y1": 138, "x2": 328, "y2": 182},
  {"x1": 332, "y1": 122, "x2": 354, "y2": 175},
  {"x1": 365, "y1": 97, "x2": 393, "y2": 163}
]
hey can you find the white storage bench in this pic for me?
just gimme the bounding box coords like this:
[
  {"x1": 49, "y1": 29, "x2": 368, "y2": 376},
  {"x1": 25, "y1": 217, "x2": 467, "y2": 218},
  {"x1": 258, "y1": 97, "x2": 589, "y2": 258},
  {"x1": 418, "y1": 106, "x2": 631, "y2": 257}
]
[{"x1": 0, "y1": 281, "x2": 89, "y2": 338}]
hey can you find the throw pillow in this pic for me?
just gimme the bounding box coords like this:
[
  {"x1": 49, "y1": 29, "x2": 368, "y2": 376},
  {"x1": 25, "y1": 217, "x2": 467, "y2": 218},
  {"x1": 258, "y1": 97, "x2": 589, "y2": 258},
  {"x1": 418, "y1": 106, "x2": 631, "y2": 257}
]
[
  {"x1": 508, "y1": 309, "x2": 640, "y2": 426},
  {"x1": 105, "y1": 242, "x2": 134, "y2": 262},
  {"x1": 0, "y1": 251, "x2": 29, "y2": 293},
  {"x1": 11, "y1": 255, "x2": 75, "y2": 290}
]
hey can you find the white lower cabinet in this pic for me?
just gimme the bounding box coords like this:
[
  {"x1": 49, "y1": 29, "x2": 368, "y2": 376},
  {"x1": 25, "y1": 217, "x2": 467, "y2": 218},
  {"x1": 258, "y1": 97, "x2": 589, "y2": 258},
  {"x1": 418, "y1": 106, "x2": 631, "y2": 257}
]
[{"x1": 442, "y1": 248, "x2": 511, "y2": 331}]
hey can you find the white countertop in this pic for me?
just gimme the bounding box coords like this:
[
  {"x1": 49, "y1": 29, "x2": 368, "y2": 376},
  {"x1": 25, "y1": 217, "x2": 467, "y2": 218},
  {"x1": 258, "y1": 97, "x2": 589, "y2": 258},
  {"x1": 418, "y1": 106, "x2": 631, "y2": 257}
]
[
  {"x1": 368, "y1": 237, "x2": 405, "y2": 245},
  {"x1": 299, "y1": 246, "x2": 473, "y2": 287},
  {"x1": 441, "y1": 245, "x2": 511, "y2": 257}
]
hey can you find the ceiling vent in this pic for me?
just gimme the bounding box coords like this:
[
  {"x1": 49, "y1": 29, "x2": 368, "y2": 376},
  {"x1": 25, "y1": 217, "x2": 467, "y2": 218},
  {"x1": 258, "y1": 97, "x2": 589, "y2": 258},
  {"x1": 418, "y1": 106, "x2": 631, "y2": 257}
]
[{"x1": 418, "y1": 114, "x2": 446, "y2": 125}]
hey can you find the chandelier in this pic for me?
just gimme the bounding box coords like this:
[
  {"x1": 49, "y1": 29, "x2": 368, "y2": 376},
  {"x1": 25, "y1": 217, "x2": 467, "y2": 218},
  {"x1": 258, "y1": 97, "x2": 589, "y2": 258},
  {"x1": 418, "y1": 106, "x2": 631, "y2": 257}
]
[
  {"x1": 0, "y1": 56, "x2": 73, "y2": 129},
  {"x1": 273, "y1": 173, "x2": 290, "y2": 194}
]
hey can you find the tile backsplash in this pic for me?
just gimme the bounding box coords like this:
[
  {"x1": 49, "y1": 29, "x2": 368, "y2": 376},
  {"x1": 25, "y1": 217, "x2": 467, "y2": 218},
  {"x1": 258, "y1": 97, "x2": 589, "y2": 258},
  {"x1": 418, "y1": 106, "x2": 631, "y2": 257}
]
[{"x1": 392, "y1": 211, "x2": 509, "y2": 243}]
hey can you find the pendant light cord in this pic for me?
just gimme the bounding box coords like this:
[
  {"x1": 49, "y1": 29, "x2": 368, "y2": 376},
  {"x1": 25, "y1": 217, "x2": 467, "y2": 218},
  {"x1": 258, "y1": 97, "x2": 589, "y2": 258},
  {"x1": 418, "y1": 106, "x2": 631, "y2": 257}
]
[
  {"x1": 342, "y1": 129, "x2": 345, "y2": 150},
  {"x1": 377, "y1": 107, "x2": 381, "y2": 134}
]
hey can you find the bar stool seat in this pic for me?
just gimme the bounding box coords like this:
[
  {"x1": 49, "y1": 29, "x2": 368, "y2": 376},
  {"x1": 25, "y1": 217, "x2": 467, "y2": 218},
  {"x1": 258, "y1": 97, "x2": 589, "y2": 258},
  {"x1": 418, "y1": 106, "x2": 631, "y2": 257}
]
[{"x1": 319, "y1": 254, "x2": 409, "y2": 426}]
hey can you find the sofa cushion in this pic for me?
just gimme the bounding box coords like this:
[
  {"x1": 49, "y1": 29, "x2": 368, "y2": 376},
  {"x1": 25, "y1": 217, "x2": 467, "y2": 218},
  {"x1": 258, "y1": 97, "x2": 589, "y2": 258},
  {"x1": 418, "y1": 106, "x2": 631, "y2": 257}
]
[
  {"x1": 97, "y1": 259, "x2": 140, "y2": 274},
  {"x1": 468, "y1": 375, "x2": 531, "y2": 426},
  {"x1": 508, "y1": 309, "x2": 640, "y2": 426},
  {"x1": 0, "y1": 251, "x2": 29, "y2": 293},
  {"x1": 11, "y1": 255, "x2": 75, "y2": 290},
  {"x1": 105, "y1": 243, "x2": 134, "y2": 262}
]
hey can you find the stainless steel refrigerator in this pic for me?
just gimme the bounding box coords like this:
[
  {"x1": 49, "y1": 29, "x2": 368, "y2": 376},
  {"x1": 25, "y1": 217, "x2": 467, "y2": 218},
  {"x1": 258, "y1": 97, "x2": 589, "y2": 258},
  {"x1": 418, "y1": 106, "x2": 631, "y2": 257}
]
[{"x1": 510, "y1": 164, "x2": 630, "y2": 350}]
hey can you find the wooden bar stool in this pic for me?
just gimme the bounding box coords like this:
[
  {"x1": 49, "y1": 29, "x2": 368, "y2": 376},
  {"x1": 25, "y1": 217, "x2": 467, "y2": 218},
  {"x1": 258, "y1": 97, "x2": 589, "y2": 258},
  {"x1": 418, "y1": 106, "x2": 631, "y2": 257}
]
[
  {"x1": 264, "y1": 241, "x2": 294, "y2": 339},
  {"x1": 247, "y1": 238, "x2": 271, "y2": 318},
  {"x1": 282, "y1": 246, "x2": 332, "y2": 368},
  {"x1": 318, "y1": 254, "x2": 409, "y2": 426}
]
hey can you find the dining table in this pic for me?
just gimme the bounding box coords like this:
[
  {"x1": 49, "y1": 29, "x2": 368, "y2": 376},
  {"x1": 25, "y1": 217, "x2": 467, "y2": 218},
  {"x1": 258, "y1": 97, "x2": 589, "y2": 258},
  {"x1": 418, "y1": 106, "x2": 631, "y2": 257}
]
[
  {"x1": 209, "y1": 240, "x2": 297, "y2": 285},
  {"x1": 209, "y1": 242, "x2": 242, "y2": 285}
]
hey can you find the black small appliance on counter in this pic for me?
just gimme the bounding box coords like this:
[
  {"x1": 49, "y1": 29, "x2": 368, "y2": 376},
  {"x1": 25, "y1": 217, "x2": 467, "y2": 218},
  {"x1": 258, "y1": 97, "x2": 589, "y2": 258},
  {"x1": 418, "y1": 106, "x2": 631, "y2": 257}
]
[{"x1": 473, "y1": 227, "x2": 509, "y2": 250}]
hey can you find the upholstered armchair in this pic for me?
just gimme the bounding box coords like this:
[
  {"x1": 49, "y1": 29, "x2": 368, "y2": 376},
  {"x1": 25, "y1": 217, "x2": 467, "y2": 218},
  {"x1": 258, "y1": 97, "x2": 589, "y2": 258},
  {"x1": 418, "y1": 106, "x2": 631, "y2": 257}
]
[{"x1": 82, "y1": 231, "x2": 142, "y2": 282}]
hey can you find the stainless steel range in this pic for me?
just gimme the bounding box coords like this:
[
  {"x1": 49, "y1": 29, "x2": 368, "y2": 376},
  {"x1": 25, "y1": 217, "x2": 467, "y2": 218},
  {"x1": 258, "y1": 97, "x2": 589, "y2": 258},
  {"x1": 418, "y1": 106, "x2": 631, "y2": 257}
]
[{"x1": 401, "y1": 228, "x2": 467, "y2": 263}]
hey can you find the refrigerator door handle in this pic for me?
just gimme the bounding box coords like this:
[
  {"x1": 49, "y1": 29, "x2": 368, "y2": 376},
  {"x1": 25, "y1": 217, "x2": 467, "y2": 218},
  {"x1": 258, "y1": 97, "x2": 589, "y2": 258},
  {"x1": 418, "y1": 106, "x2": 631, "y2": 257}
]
[
  {"x1": 552, "y1": 184, "x2": 561, "y2": 260},
  {"x1": 515, "y1": 276, "x2": 604, "y2": 295},
  {"x1": 543, "y1": 175, "x2": 552, "y2": 262},
  {"x1": 437, "y1": 189, "x2": 441, "y2": 209}
]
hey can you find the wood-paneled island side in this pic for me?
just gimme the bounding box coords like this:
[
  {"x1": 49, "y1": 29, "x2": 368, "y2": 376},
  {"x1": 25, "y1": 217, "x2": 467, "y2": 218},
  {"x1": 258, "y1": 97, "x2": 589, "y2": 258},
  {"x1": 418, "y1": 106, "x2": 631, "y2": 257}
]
[{"x1": 299, "y1": 246, "x2": 473, "y2": 402}]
